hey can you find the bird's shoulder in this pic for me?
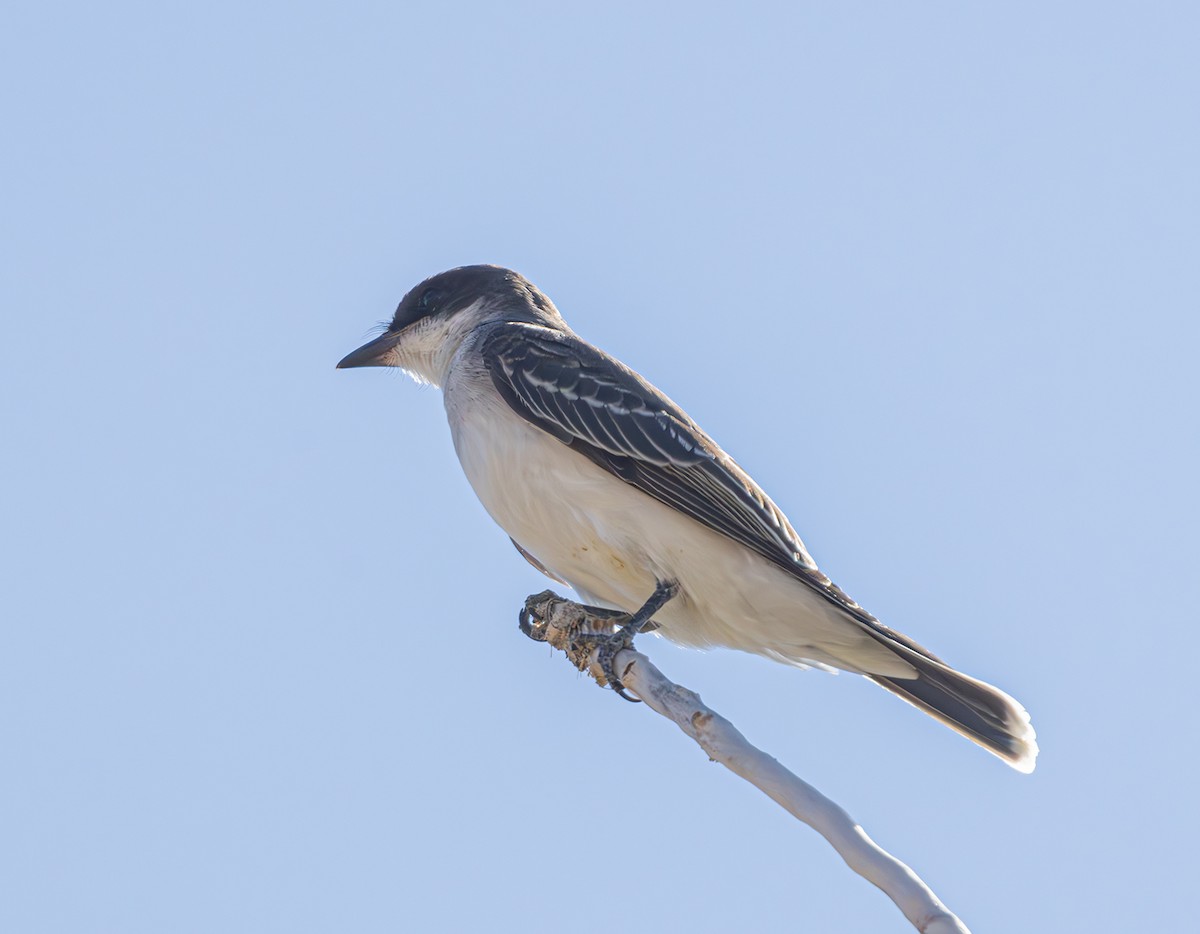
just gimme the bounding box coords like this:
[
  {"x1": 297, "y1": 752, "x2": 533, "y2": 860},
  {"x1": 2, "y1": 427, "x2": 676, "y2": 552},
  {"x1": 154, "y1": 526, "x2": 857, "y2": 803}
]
[{"x1": 478, "y1": 321, "x2": 712, "y2": 467}]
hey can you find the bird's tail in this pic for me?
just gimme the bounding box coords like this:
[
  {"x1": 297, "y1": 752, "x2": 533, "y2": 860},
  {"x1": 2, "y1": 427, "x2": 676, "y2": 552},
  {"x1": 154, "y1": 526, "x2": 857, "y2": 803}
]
[{"x1": 866, "y1": 632, "x2": 1038, "y2": 773}]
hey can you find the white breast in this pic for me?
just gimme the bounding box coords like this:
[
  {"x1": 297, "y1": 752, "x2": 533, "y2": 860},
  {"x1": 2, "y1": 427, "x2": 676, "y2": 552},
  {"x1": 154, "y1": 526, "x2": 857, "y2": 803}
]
[{"x1": 447, "y1": 374, "x2": 660, "y2": 604}]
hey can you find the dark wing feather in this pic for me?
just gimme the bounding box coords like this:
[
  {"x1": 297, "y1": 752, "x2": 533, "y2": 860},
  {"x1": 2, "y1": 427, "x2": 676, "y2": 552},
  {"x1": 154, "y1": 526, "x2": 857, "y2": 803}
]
[
  {"x1": 481, "y1": 323, "x2": 817, "y2": 573},
  {"x1": 481, "y1": 322, "x2": 949, "y2": 667}
]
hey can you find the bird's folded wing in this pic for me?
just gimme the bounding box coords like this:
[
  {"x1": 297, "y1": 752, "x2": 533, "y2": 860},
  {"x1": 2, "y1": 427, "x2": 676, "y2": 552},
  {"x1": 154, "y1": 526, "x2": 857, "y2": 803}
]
[
  {"x1": 481, "y1": 322, "x2": 819, "y2": 574},
  {"x1": 480, "y1": 322, "x2": 946, "y2": 665}
]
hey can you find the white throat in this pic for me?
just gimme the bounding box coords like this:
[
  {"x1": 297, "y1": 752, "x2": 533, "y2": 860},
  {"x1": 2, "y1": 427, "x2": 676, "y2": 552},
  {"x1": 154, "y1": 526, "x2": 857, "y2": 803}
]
[{"x1": 391, "y1": 299, "x2": 491, "y2": 388}]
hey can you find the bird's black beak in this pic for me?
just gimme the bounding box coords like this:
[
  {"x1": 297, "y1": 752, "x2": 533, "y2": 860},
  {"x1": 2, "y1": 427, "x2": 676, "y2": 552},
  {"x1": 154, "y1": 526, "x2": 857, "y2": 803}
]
[{"x1": 336, "y1": 332, "x2": 400, "y2": 369}]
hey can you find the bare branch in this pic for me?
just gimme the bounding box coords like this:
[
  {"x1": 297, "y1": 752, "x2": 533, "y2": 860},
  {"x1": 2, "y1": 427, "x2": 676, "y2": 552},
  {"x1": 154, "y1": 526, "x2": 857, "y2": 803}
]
[{"x1": 520, "y1": 590, "x2": 972, "y2": 934}]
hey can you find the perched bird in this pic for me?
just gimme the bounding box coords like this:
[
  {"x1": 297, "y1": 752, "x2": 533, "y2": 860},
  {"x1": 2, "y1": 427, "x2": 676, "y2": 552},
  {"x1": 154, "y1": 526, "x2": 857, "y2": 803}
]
[{"x1": 338, "y1": 264, "x2": 1038, "y2": 772}]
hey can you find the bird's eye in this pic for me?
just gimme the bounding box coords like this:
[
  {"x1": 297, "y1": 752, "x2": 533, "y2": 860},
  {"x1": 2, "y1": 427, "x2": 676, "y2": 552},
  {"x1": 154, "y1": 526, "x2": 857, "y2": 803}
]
[{"x1": 418, "y1": 289, "x2": 442, "y2": 314}]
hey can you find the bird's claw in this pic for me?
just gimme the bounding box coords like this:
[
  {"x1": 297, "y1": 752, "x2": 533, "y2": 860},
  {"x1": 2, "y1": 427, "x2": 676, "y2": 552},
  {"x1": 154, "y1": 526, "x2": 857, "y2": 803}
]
[
  {"x1": 591, "y1": 624, "x2": 643, "y2": 702},
  {"x1": 519, "y1": 590, "x2": 560, "y2": 642}
]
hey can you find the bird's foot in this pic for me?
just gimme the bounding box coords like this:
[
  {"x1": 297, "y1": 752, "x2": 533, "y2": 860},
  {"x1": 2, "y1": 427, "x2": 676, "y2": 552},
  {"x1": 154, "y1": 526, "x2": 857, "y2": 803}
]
[
  {"x1": 574, "y1": 579, "x2": 679, "y2": 701},
  {"x1": 519, "y1": 581, "x2": 679, "y2": 700}
]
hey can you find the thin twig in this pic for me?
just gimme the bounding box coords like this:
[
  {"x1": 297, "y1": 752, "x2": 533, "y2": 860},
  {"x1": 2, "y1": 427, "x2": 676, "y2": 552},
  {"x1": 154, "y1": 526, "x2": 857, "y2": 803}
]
[{"x1": 520, "y1": 590, "x2": 971, "y2": 934}]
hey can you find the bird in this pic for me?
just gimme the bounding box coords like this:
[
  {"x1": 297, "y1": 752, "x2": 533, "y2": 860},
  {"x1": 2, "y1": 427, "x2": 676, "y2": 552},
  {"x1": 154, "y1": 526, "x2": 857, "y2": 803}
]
[{"x1": 337, "y1": 264, "x2": 1038, "y2": 773}]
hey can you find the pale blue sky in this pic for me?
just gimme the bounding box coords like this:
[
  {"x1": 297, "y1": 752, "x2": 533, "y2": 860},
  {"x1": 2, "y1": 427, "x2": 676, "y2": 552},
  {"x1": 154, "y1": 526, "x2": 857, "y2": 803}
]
[{"x1": 2, "y1": 4, "x2": 1197, "y2": 932}]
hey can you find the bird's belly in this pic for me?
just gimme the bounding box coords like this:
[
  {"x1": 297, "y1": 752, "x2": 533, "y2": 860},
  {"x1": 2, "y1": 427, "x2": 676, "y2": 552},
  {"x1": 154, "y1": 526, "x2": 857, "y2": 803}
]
[{"x1": 447, "y1": 398, "x2": 913, "y2": 677}]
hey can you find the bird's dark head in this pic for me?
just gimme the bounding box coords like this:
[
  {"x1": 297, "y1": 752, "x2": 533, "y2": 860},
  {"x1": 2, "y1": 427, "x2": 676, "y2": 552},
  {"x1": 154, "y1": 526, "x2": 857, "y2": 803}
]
[
  {"x1": 389, "y1": 265, "x2": 557, "y2": 332},
  {"x1": 337, "y1": 265, "x2": 560, "y2": 384}
]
